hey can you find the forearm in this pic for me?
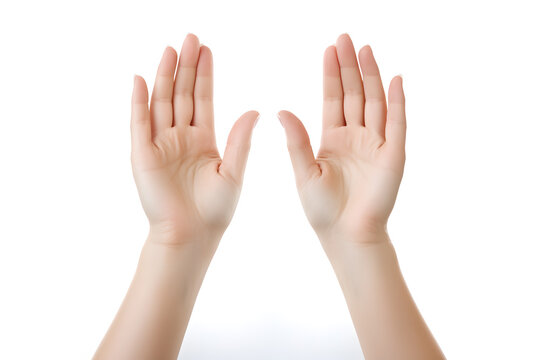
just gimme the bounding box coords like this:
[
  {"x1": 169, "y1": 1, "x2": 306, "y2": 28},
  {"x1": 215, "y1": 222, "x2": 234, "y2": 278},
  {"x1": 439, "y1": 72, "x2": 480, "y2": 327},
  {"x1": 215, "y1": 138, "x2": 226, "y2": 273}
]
[
  {"x1": 94, "y1": 232, "x2": 216, "y2": 360},
  {"x1": 321, "y1": 231, "x2": 444, "y2": 360}
]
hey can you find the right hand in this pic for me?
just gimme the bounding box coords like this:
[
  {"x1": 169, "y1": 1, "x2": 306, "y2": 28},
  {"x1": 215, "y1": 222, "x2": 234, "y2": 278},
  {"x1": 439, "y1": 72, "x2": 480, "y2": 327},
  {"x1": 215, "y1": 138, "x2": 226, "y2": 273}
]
[{"x1": 131, "y1": 34, "x2": 259, "y2": 248}]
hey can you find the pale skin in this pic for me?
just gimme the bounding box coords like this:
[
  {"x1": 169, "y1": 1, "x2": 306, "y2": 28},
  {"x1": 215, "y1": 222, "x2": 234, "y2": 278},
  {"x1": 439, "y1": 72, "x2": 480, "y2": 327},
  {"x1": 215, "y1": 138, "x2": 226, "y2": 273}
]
[
  {"x1": 279, "y1": 34, "x2": 445, "y2": 359},
  {"x1": 95, "y1": 33, "x2": 444, "y2": 360},
  {"x1": 94, "y1": 34, "x2": 259, "y2": 359}
]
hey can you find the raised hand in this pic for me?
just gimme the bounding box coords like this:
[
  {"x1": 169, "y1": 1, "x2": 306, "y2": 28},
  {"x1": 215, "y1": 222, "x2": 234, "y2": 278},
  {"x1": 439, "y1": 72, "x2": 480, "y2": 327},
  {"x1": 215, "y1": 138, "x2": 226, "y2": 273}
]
[
  {"x1": 131, "y1": 34, "x2": 259, "y2": 247},
  {"x1": 278, "y1": 33, "x2": 406, "y2": 243},
  {"x1": 95, "y1": 35, "x2": 258, "y2": 360},
  {"x1": 279, "y1": 35, "x2": 444, "y2": 360}
]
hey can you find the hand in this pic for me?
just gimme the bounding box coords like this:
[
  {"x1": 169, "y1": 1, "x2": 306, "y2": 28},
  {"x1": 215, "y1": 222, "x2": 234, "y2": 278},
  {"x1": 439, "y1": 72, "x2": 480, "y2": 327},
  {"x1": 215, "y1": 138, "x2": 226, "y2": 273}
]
[
  {"x1": 130, "y1": 34, "x2": 259, "y2": 248},
  {"x1": 279, "y1": 34, "x2": 406, "y2": 244}
]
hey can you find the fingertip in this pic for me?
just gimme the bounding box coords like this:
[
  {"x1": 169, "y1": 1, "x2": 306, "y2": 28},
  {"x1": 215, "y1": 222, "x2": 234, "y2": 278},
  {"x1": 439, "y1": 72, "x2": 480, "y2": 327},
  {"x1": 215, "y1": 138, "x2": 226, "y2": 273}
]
[
  {"x1": 243, "y1": 110, "x2": 260, "y2": 126},
  {"x1": 164, "y1": 46, "x2": 178, "y2": 65},
  {"x1": 158, "y1": 47, "x2": 179, "y2": 76},
  {"x1": 336, "y1": 33, "x2": 355, "y2": 57},
  {"x1": 324, "y1": 45, "x2": 338, "y2": 55},
  {"x1": 253, "y1": 111, "x2": 260, "y2": 126},
  {"x1": 240, "y1": 109, "x2": 259, "y2": 119},
  {"x1": 277, "y1": 111, "x2": 284, "y2": 127},
  {"x1": 386, "y1": 75, "x2": 407, "y2": 149},
  {"x1": 359, "y1": 44, "x2": 373, "y2": 57},
  {"x1": 358, "y1": 44, "x2": 381, "y2": 76},
  {"x1": 277, "y1": 111, "x2": 317, "y2": 184},
  {"x1": 358, "y1": 45, "x2": 374, "y2": 65},
  {"x1": 200, "y1": 44, "x2": 212, "y2": 54},
  {"x1": 229, "y1": 111, "x2": 260, "y2": 137},
  {"x1": 337, "y1": 33, "x2": 352, "y2": 44},
  {"x1": 196, "y1": 45, "x2": 213, "y2": 76},
  {"x1": 277, "y1": 111, "x2": 310, "y2": 142},
  {"x1": 185, "y1": 32, "x2": 200, "y2": 44},
  {"x1": 220, "y1": 110, "x2": 260, "y2": 182},
  {"x1": 249, "y1": 109, "x2": 260, "y2": 117},
  {"x1": 132, "y1": 75, "x2": 148, "y2": 103},
  {"x1": 245, "y1": 109, "x2": 259, "y2": 115},
  {"x1": 277, "y1": 110, "x2": 296, "y2": 126},
  {"x1": 164, "y1": 46, "x2": 178, "y2": 58},
  {"x1": 323, "y1": 46, "x2": 340, "y2": 77},
  {"x1": 199, "y1": 45, "x2": 213, "y2": 60},
  {"x1": 180, "y1": 33, "x2": 201, "y2": 67},
  {"x1": 277, "y1": 110, "x2": 296, "y2": 120},
  {"x1": 388, "y1": 75, "x2": 405, "y2": 104}
]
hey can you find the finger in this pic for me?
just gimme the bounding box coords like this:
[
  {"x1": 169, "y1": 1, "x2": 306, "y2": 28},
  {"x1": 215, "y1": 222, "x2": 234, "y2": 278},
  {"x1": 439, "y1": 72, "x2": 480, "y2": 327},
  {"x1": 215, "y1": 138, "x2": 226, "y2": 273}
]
[
  {"x1": 385, "y1": 75, "x2": 406, "y2": 151},
  {"x1": 219, "y1": 110, "x2": 260, "y2": 184},
  {"x1": 323, "y1": 46, "x2": 345, "y2": 129},
  {"x1": 150, "y1": 46, "x2": 177, "y2": 137},
  {"x1": 192, "y1": 45, "x2": 214, "y2": 128},
  {"x1": 359, "y1": 45, "x2": 386, "y2": 138},
  {"x1": 336, "y1": 34, "x2": 364, "y2": 126},
  {"x1": 173, "y1": 33, "x2": 201, "y2": 126},
  {"x1": 131, "y1": 75, "x2": 152, "y2": 151},
  {"x1": 278, "y1": 110, "x2": 320, "y2": 186}
]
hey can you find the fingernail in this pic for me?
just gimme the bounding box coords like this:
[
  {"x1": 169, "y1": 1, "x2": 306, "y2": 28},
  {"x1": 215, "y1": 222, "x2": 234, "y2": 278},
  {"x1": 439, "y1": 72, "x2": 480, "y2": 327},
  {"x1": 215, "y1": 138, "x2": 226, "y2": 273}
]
[
  {"x1": 254, "y1": 113, "x2": 260, "y2": 126},
  {"x1": 277, "y1": 112, "x2": 283, "y2": 127},
  {"x1": 338, "y1": 33, "x2": 350, "y2": 40},
  {"x1": 362, "y1": 44, "x2": 373, "y2": 55}
]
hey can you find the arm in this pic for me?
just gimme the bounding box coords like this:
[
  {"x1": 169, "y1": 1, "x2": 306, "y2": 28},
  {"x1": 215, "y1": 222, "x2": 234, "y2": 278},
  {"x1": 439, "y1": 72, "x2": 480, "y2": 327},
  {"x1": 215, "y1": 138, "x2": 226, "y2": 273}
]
[
  {"x1": 94, "y1": 34, "x2": 259, "y2": 360},
  {"x1": 278, "y1": 33, "x2": 444, "y2": 360},
  {"x1": 322, "y1": 235, "x2": 443, "y2": 360}
]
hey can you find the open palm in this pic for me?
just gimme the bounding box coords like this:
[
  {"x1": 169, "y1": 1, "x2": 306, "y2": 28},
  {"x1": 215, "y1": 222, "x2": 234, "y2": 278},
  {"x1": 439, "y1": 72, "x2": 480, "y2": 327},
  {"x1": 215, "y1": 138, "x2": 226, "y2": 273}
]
[
  {"x1": 279, "y1": 34, "x2": 406, "y2": 242},
  {"x1": 131, "y1": 34, "x2": 258, "y2": 245}
]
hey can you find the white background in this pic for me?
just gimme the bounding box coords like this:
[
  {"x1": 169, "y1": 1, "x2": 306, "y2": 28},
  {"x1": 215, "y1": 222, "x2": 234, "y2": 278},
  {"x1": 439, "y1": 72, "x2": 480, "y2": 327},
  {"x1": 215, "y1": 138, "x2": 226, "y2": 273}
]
[{"x1": 1, "y1": 0, "x2": 539, "y2": 359}]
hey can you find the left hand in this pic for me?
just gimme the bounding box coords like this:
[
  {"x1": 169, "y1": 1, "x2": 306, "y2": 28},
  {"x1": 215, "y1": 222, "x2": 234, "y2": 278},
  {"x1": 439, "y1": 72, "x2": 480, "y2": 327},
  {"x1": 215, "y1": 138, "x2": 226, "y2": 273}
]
[{"x1": 279, "y1": 34, "x2": 406, "y2": 244}]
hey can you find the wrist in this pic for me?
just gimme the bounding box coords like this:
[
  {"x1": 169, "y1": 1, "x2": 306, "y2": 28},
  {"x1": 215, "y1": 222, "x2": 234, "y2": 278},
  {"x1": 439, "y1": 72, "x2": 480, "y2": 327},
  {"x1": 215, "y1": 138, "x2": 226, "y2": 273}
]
[
  {"x1": 316, "y1": 223, "x2": 392, "y2": 262},
  {"x1": 146, "y1": 226, "x2": 222, "y2": 262},
  {"x1": 317, "y1": 220, "x2": 390, "y2": 245},
  {"x1": 320, "y1": 236, "x2": 398, "y2": 288}
]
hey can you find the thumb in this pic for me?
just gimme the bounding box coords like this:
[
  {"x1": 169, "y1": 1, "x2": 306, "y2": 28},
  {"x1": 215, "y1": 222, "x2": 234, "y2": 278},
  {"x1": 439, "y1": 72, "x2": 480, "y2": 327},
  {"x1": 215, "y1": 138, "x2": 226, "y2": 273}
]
[
  {"x1": 219, "y1": 110, "x2": 260, "y2": 185},
  {"x1": 278, "y1": 110, "x2": 320, "y2": 186}
]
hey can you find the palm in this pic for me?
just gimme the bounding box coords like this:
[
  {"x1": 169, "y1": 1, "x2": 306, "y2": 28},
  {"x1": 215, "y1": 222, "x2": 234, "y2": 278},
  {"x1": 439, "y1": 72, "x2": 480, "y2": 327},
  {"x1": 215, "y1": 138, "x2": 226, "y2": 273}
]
[
  {"x1": 130, "y1": 35, "x2": 258, "y2": 243},
  {"x1": 306, "y1": 126, "x2": 403, "y2": 236},
  {"x1": 280, "y1": 34, "x2": 406, "y2": 240}
]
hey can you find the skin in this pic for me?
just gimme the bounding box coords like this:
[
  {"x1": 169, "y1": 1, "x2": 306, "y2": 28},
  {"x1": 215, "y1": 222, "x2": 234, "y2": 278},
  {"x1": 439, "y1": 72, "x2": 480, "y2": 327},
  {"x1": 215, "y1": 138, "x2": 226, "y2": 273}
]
[
  {"x1": 96, "y1": 32, "x2": 444, "y2": 360},
  {"x1": 278, "y1": 34, "x2": 445, "y2": 359},
  {"x1": 94, "y1": 34, "x2": 258, "y2": 360}
]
